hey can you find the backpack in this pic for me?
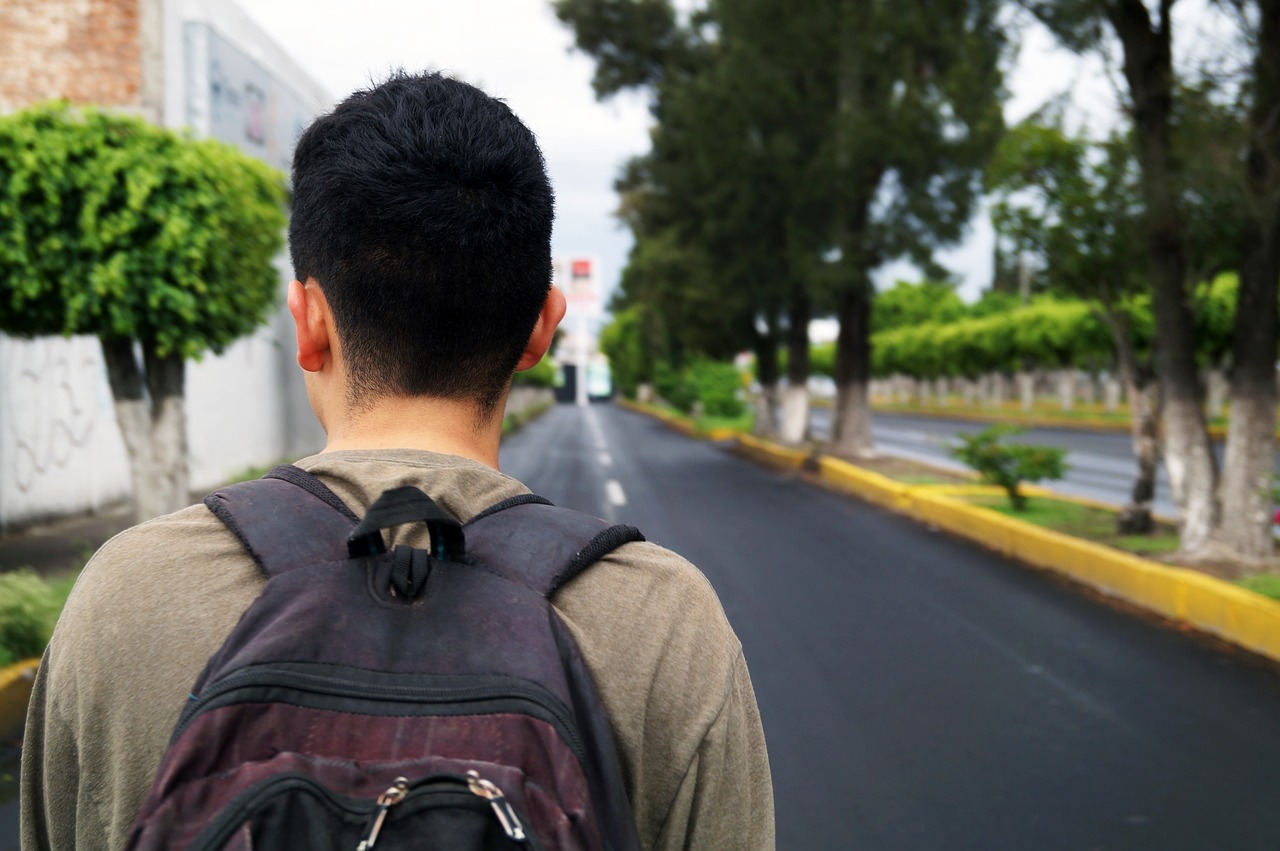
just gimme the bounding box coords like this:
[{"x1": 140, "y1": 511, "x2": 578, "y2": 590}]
[{"x1": 125, "y1": 464, "x2": 646, "y2": 851}]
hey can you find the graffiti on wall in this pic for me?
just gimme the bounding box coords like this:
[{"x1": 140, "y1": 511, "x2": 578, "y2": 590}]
[{"x1": 4, "y1": 337, "x2": 102, "y2": 493}]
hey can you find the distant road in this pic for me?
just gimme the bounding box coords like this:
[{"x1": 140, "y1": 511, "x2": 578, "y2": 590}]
[{"x1": 502, "y1": 403, "x2": 1280, "y2": 850}]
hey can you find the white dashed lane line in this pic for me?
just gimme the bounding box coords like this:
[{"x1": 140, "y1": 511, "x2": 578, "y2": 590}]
[
  {"x1": 599, "y1": 452, "x2": 613, "y2": 467},
  {"x1": 605, "y1": 479, "x2": 627, "y2": 507}
]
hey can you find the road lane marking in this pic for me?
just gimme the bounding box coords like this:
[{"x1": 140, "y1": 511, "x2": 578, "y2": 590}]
[
  {"x1": 606, "y1": 479, "x2": 627, "y2": 506},
  {"x1": 599, "y1": 452, "x2": 613, "y2": 467},
  {"x1": 585, "y1": 405, "x2": 609, "y2": 451}
]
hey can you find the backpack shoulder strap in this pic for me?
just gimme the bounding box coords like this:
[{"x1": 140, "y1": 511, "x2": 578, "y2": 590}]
[
  {"x1": 203, "y1": 464, "x2": 356, "y2": 577},
  {"x1": 464, "y1": 499, "x2": 645, "y2": 597}
]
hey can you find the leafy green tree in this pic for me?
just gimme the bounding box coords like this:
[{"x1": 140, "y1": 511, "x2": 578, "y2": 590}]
[
  {"x1": 693, "y1": 0, "x2": 1007, "y2": 454},
  {"x1": 558, "y1": 0, "x2": 805, "y2": 439},
  {"x1": 873, "y1": 280, "x2": 968, "y2": 333},
  {"x1": 1016, "y1": 0, "x2": 1279, "y2": 563},
  {"x1": 0, "y1": 103, "x2": 287, "y2": 521}
]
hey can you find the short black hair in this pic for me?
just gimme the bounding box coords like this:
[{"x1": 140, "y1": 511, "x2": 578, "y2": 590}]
[{"x1": 289, "y1": 71, "x2": 555, "y2": 414}]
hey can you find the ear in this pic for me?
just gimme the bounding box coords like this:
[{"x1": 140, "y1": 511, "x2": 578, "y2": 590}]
[
  {"x1": 287, "y1": 278, "x2": 332, "y2": 373},
  {"x1": 515, "y1": 286, "x2": 568, "y2": 372}
]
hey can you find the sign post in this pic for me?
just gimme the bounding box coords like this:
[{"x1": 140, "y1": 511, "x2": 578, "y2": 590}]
[{"x1": 555, "y1": 257, "x2": 601, "y2": 407}]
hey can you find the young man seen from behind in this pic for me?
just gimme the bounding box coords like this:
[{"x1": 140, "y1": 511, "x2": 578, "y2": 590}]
[{"x1": 20, "y1": 71, "x2": 774, "y2": 850}]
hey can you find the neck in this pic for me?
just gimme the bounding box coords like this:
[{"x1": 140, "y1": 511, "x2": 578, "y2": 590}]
[{"x1": 319, "y1": 392, "x2": 505, "y2": 469}]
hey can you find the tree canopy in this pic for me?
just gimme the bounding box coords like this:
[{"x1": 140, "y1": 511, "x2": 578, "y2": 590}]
[{"x1": 0, "y1": 102, "x2": 288, "y2": 357}]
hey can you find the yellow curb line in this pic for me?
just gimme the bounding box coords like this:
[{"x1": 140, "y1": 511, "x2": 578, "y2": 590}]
[
  {"x1": 0, "y1": 658, "x2": 39, "y2": 738},
  {"x1": 617, "y1": 398, "x2": 743, "y2": 443},
  {"x1": 740, "y1": 435, "x2": 1280, "y2": 666}
]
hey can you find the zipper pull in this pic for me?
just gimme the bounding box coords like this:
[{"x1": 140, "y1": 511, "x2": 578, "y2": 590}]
[
  {"x1": 356, "y1": 777, "x2": 409, "y2": 850},
  {"x1": 466, "y1": 770, "x2": 527, "y2": 842}
]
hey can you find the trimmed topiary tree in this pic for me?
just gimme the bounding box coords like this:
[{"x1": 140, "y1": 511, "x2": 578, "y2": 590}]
[
  {"x1": 0, "y1": 103, "x2": 288, "y2": 521},
  {"x1": 950, "y1": 425, "x2": 1068, "y2": 512}
]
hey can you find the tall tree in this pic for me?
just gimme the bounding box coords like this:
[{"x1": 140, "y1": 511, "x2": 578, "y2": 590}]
[
  {"x1": 988, "y1": 120, "x2": 1161, "y2": 531},
  {"x1": 556, "y1": 0, "x2": 811, "y2": 438},
  {"x1": 1217, "y1": 0, "x2": 1280, "y2": 564},
  {"x1": 720, "y1": 0, "x2": 1008, "y2": 456},
  {"x1": 1023, "y1": 0, "x2": 1276, "y2": 564}
]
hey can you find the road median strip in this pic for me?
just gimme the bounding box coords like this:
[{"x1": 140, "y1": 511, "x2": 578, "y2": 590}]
[{"x1": 739, "y1": 432, "x2": 1280, "y2": 665}]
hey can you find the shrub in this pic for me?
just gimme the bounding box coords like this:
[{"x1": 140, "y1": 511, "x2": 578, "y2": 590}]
[
  {"x1": 686, "y1": 360, "x2": 745, "y2": 417},
  {"x1": 0, "y1": 570, "x2": 77, "y2": 666},
  {"x1": 950, "y1": 425, "x2": 1068, "y2": 511},
  {"x1": 654, "y1": 362, "x2": 697, "y2": 413}
]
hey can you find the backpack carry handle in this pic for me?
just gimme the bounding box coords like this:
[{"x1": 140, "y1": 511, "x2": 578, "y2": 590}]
[{"x1": 347, "y1": 486, "x2": 466, "y2": 562}]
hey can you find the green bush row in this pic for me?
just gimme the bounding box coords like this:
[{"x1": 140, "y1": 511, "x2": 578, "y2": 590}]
[
  {"x1": 654, "y1": 360, "x2": 746, "y2": 417},
  {"x1": 867, "y1": 276, "x2": 1237, "y2": 380}
]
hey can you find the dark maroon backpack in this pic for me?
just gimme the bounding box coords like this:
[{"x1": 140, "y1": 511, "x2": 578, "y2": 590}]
[{"x1": 125, "y1": 465, "x2": 645, "y2": 851}]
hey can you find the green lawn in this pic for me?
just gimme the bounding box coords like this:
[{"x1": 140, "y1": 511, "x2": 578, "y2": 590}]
[{"x1": 965, "y1": 494, "x2": 1182, "y2": 557}]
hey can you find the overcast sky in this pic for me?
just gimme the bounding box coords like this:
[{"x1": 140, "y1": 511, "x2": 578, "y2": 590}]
[{"x1": 236, "y1": 1, "x2": 1222, "y2": 307}]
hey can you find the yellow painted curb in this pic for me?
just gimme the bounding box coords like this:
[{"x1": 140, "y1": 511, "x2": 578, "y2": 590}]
[
  {"x1": 0, "y1": 658, "x2": 39, "y2": 738},
  {"x1": 735, "y1": 434, "x2": 809, "y2": 471},
  {"x1": 618, "y1": 399, "x2": 744, "y2": 443},
  {"x1": 745, "y1": 435, "x2": 1280, "y2": 666},
  {"x1": 815, "y1": 456, "x2": 912, "y2": 512}
]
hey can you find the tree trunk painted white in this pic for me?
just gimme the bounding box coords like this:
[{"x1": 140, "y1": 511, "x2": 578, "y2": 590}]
[
  {"x1": 637, "y1": 382, "x2": 655, "y2": 404},
  {"x1": 1203, "y1": 368, "x2": 1229, "y2": 422},
  {"x1": 899, "y1": 376, "x2": 913, "y2": 405},
  {"x1": 102, "y1": 340, "x2": 189, "y2": 523},
  {"x1": 1217, "y1": 381, "x2": 1278, "y2": 565},
  {"x1": 991, "y1": 373, "x2": 1006, "y2": 407},
  {"x1": 832, "y1": 377, "x2": 875, "y2": 457},
  {"x1": 753, "y1": 381, "x2": 780, "y2": 437},
  {"x1": 917, "y1": 379, "x2": 931, "y2": 407},
  {"x1": 1164, "y1": 398, "x2": 1219, "y2": 554},
  {"x1": 1056, "y1": 369, "x2": 1074, "y2": 412},
  {"x1": 962, "y1": 379, "x2": 976, "y2": 407},
  {"x1": 1118, "y1": 379, "x2": 1161, "y2": 534},
  {"x1": 933, "y1": 378, "x2": 948, "y2": 406},
  {"x1": 779, "y1": 383, "x2": 810, "y2": 444},
  {"x1": 1018, "y1": 372, "x2": 1035, "y2": 412},
  {"x1": 1104, "y1": 378, "x2": 1122, "y2": 414}
]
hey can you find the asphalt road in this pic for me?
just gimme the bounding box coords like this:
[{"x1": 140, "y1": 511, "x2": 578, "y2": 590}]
[{"x1": 502, "y1": 402, "x2": 1280, "y2": 850}]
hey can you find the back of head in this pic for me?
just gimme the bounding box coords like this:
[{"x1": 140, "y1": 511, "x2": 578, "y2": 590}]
[{"x1": 289, "y1": 71, "x2": 555, "y2": 415}]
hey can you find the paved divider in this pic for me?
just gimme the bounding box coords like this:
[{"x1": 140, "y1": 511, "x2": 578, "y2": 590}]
[{"x1": 739, "y1": 432, "x2": 1280, "y2": 664}]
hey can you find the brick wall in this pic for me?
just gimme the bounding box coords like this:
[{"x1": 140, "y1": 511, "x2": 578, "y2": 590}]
[{"x1": 0, "y1": 0, "x2": 143, "y2": 110}]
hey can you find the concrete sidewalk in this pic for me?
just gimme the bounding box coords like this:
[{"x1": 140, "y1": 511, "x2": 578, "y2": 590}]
[{"x1": 0, "y1": 504, "x2": 134, "y2": 578}]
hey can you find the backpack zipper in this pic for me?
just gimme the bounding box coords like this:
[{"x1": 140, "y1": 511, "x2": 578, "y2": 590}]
[
  {"x1": 175, "y1": 664, "x2": 587, "y2": 765},
  {"x1": 190, "y1": 771, "x2": 541, "y2": 850},
  {"x1": 356, "y1": 771, "x2": 528, "y2": 848},
  {"x1": 356, "y1": 777, "x2": 408, "y2": 850}
]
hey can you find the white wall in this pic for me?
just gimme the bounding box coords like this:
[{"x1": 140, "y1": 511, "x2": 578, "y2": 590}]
[{"x1": 0, "y1": 335, "x2": 131, "y2": 530}]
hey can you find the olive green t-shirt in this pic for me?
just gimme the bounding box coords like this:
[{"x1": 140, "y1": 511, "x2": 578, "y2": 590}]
[{"x1": 20, "y1": 450, "x2": 774, "y2": 850}]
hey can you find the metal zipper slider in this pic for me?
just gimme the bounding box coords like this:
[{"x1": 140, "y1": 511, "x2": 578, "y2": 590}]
[
  {"x1": 466, "y1": 770, "x2": 527, "y2": 842},
  {"x1": 356, "y1": 777, "x2": 409, "y2": 850}
]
